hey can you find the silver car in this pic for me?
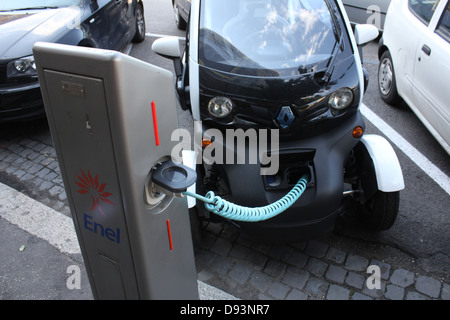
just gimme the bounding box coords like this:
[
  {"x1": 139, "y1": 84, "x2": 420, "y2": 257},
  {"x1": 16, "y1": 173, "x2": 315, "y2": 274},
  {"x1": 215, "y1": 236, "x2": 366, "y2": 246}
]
[{"x1": 342, "y1": 0, "x2": 391, "y2": 30}]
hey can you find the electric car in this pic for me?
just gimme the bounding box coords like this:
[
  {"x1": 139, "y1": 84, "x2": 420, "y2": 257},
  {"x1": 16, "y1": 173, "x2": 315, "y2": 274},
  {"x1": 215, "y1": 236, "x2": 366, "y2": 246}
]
[{"x1": 153, "y1": 0, "x2": 404, "y2": 241}]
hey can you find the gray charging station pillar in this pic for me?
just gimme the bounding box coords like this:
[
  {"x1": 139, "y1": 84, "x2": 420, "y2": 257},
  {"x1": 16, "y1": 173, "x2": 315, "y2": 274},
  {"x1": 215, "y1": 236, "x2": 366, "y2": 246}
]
[{"x1": 33, "y1": 42, "x2": 198, "y2": 299}]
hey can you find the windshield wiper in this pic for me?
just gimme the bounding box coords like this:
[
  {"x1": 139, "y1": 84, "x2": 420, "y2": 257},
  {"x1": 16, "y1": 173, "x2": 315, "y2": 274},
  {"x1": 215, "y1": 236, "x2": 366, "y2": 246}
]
[
  {"x1": 321, "y1": 35, "x2": 343, "y2": 83},
  {"x1": 325, "y1": 0, "x2": 343, "y2": 47},
  {"x1": 322, "y1": 0, "x2": 344, "y2": 83}
]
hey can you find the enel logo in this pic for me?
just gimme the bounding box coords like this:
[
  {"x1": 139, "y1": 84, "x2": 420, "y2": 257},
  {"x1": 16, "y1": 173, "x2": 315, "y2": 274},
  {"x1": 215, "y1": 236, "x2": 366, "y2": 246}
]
[{"x1": 83, "y1": 213, "x2": 121, "y2": 244}]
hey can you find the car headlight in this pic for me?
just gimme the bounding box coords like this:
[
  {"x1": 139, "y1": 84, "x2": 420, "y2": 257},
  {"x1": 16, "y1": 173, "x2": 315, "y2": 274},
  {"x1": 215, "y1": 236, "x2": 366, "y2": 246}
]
[
  {"x1": 207, "y1": 96, "x2": 234, "y2": 119},
  {"x1": 328, "y1": 87, "x2": 354, "y2": 110},
  {"x1": 6, "y1": 55, "x2": 37, "y2": 78}
]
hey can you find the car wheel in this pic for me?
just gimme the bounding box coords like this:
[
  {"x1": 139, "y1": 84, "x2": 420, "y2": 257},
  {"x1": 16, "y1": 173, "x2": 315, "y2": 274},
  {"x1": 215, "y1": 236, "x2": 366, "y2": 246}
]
[
  {"x1": 173, "y1": 3, "x2": 187, "y2": 30},
  {"x1": 360, "y1": 190, "x2": 400, "y2": 231},
  {"x1": 378, "y1": 50, "x2": 402, "y2": 105},
  {"x1": 132, "y1": 3, "x2": 145, "y2": 43}
]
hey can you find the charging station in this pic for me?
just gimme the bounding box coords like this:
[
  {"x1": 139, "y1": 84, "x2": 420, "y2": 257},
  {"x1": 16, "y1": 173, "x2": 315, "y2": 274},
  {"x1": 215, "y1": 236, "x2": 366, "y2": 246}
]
[{"x1": 33, "y1": 42, "x2": 199, "y2": 299}]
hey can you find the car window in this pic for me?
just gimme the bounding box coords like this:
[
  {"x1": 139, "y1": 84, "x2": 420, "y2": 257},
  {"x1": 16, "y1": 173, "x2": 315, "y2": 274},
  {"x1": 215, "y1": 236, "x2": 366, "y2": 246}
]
[
  {"x1": 408, "y1": 0, "x2": 441, "y2": 25},
  {"x1": 436, "y1": 2, "x2": 450, "y2": 43}
]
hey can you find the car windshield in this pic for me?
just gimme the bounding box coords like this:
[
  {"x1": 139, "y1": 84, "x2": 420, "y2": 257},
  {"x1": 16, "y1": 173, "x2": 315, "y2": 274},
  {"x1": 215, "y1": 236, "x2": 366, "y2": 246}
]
[
  {"x1": 0, "y1": 0, "x2": 82, "y2": 11},
  {"x1": 199, "y1": 0, "x2": 340, "y2": 77}
]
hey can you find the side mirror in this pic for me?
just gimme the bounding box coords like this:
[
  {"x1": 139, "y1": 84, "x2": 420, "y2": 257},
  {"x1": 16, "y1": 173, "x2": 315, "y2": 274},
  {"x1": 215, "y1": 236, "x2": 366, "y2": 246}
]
[
  {"x1": 152, "y1": 36, "x2": 182, "y2": 59},
  {"x1": 152, "y1": 36, "x2": 189, "y2": 110},
  {"x1": 354, "y1": 24, "x2": 379, "y2": 46},
  {"x1": 152, "y1": 36, "x2": 183, "y2": 78}
]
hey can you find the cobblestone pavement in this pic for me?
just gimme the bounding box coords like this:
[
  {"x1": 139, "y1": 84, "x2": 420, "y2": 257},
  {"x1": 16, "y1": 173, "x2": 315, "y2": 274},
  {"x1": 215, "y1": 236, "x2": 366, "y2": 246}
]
[
  {"x1": 196, "y1": 221, "x2": 449, "y2": 300},
  {"x1": 0, "y1": 120, "x2": 71, "y2": 218},
  {"x1": 1, "y1": 119, "x2": 449, "y2": 300}
]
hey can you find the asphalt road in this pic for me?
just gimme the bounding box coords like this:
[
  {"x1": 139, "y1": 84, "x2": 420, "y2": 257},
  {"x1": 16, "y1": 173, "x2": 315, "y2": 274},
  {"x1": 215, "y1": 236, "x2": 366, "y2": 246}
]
[{"x1": 139, "y1": 0, "x2": 450, "y2": 278}]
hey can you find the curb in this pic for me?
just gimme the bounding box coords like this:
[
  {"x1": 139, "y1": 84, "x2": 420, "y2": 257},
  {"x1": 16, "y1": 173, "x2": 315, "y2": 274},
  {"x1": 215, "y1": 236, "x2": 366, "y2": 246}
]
[{"x1": 0, "y1": 181, "x2": 237, "y2": 300}]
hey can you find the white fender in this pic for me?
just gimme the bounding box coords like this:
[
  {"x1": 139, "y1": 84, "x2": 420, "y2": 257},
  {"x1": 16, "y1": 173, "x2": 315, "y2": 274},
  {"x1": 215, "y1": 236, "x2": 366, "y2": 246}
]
[{"x1": 360, "y1": 134, "x2": 405, "y2": 192}]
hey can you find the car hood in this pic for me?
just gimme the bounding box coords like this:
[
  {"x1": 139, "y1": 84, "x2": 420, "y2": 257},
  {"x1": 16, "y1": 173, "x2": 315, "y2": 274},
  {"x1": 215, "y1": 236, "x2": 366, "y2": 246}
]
[{"x1": 0, "y1": 7, "x2": 83, "y2": 60}]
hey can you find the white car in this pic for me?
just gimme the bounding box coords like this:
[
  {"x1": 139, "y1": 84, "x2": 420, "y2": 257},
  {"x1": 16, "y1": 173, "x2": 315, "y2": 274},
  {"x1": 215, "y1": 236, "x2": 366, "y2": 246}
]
[
  {"x1": 378, "y1": 0, "x2": 450, "y2": 155},
  {"x1": 342, "y1": 0, "x2": 391, "y2": 30}
]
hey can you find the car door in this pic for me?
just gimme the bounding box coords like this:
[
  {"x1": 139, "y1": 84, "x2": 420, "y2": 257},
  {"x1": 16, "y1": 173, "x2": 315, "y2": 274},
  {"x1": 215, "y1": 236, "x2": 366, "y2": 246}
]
[
  {"x1": 81, "y1": 0, "x2": 107, "y2": 48},
  {"x1": 87, "y1": 0, "x2": 130, "y2": 50},
  {"x1": 384, "y1": 0, "x2": 427, "y2": 102},
  {"x1": 103, "y1": 0, "x2": 134, "y2": 49},
  {"x1": 111, "y1": 0, "x2": 134, "y2": 50},
  {"x1": 412, "y1": 0, "x2": 450, "y2": 149}
]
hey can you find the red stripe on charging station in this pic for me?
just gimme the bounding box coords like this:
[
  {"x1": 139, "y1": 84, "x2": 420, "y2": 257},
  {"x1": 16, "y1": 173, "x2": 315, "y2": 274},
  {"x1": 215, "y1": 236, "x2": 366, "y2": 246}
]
[
  {"x1": 151, "y1": 101, "x2": 160, "y2": 146},
  {"x1": 166, "y1": 219, "x2": 174, "y2": 251}
]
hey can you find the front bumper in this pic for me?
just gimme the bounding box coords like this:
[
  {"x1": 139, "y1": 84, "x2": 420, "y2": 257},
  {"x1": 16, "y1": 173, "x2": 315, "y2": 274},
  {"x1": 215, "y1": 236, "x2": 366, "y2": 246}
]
[
  {"x1": 201, "y1": 111, "x2": 366, "y2": 241},
  {"x1": 0, "y1": 81, "x2": 45, "y2": 122}
]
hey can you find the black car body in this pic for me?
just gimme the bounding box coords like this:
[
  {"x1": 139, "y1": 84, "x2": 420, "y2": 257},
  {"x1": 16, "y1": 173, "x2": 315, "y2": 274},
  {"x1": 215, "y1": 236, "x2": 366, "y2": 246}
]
[
  {"x1": 154, "y1": 0, "x2": 404, "y2": 242},
  {"x1": 172, "y1": 0, "x2": 190, "y2": 30},
  {"x1": 0, "y1": 0, "x2": 145, "y2": 122}
]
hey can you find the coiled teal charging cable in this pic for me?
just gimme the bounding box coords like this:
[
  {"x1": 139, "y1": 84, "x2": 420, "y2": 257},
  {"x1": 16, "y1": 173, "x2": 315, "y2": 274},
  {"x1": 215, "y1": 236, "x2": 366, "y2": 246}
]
[{"x1": 183, "y1": 174, "x2": 310, "y2": 222}]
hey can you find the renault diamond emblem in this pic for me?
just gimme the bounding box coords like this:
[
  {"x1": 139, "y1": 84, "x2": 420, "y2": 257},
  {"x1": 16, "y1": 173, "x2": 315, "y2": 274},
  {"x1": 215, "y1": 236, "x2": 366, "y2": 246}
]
[{"x1": 277, "y1": 106, "x2": 295, "y2": 129}]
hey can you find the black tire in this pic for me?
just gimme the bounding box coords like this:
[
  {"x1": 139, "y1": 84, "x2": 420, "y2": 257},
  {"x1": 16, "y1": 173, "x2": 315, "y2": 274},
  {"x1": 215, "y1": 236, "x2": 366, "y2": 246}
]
[
  {"x1": 132, "y1": 3, "x2": 146, "y2": 43},
  {"x1": 173, "y1": 3, "x2": 187, "y2": 30},
  {"x1": 378, "y1": 50, "x2": 402, "y2": 105},
  {"x1": 360, "y1": 190, "x2": 400, "y2": 231}
]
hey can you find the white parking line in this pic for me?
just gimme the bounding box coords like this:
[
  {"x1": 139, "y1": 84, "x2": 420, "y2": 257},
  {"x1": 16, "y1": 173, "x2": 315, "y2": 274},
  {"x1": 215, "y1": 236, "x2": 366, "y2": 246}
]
[{"x1": 361, "y1": 104, "x2": 450, "y2": 195}]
